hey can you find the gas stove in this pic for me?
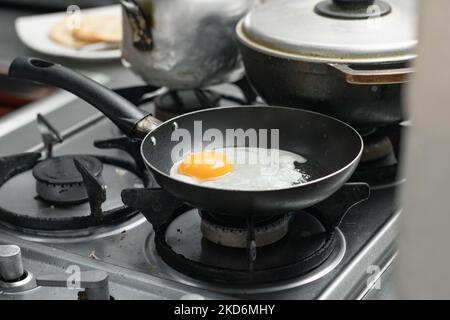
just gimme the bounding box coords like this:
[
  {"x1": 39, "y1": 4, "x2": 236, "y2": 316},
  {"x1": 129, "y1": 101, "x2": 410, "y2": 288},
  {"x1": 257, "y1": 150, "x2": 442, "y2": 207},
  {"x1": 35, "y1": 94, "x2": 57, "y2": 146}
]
[{"x1": 0, "y1": 82, "x2": 401, "y2": 300}]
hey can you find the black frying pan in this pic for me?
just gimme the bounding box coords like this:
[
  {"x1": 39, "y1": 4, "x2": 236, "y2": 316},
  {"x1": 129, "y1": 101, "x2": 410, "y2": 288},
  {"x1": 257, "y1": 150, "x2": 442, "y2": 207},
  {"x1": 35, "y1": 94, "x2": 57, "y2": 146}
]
[{"x1": 8, "y1": 57, "x2": 363, "y2": 217}]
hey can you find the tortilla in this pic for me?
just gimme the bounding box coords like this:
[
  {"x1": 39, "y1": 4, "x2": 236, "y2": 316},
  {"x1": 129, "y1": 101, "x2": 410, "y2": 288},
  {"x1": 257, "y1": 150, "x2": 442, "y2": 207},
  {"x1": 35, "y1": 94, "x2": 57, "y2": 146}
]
[
  {"x1": 49, "y1": 18, "x2": 92, "y2": 48},
  {"x1": 72, "y1": 14, "x2": 122, "y2": 44}
]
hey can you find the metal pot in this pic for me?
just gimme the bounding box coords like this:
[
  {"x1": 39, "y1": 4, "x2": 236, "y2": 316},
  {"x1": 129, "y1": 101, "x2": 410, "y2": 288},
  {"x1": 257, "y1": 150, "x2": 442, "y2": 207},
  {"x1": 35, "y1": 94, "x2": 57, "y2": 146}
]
[
  {"x1": 236, "y1": 0, "x2": 418, "y2": 128},
  {"x1": 121, "y1": 0, "x2": 255, "y2": 89}
]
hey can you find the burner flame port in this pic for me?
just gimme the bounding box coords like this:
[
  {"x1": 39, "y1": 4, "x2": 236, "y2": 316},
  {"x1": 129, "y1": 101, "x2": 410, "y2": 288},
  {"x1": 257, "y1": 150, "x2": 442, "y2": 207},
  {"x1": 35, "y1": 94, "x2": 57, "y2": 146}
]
[{"x1": 32, "y1": 155, "x2": 104, "y2": 205}]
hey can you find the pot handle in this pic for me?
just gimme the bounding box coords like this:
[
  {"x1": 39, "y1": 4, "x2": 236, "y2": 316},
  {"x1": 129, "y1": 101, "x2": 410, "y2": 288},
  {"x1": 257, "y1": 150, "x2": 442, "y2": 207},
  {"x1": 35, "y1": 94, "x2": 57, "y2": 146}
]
[
  {"x1": 8, "y1": 57, "x2": 161, "y2": 138},
  {"x1": 328, "y1": 63, "x2": 414, "y2": 85},
  {"x1": 121, "y1": 0, "x2": 154, "y2": 51}
]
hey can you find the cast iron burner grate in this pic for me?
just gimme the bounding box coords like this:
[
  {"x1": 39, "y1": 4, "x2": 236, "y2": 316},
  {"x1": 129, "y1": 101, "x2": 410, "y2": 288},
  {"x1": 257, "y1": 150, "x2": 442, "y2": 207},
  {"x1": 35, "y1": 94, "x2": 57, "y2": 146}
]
[
  {"x1": 122, "y1": 183, "x2": 370, "y2": 285},
  {"x1": 154, "y1": 89, "x2": 221, "y2": 120},
  {"x1": 0, "y1": 114, "x2": 151, "y2": 233},
  {"x1": 134, "y1": 77, "x2": 258, "y2": 121}
]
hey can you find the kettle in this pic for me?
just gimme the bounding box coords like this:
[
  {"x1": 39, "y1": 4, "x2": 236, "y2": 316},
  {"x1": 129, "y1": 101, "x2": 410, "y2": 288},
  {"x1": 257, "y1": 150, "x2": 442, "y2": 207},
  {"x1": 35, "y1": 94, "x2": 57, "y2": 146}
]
[{"x1": 121, "y1": 0, "x2": 255, "y2": 89}]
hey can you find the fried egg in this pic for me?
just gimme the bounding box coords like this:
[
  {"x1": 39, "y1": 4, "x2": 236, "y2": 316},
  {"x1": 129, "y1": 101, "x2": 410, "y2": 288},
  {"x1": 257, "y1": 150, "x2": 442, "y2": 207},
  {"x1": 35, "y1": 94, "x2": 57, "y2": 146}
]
[{"x1": 169, "y1": 147, "x2": 310, "y2": 191}]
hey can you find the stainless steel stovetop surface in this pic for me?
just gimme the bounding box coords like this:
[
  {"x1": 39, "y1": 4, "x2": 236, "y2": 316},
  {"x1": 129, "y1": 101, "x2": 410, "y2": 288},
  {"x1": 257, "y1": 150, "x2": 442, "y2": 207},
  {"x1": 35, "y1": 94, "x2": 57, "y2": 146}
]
[{"x1": 0, "y1": 85, "x2": 400, "y2": 300}]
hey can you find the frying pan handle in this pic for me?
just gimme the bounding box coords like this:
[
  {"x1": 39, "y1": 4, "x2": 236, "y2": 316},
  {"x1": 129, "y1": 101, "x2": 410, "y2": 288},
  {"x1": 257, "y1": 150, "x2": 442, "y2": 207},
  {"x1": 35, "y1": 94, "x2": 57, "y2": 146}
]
[
  {"x1": 8, "y1": 56, "x2": 161, "y2": 138},
  {"x1": 328, "y1": 63, "x2": 413, "y2": 85}
]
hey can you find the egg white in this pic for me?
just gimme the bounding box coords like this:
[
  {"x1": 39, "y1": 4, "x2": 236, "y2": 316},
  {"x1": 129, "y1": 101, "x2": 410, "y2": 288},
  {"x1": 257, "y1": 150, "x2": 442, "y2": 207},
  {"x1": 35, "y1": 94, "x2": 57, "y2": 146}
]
[{"x1": 169, "y1": 147, "x2": 310, "y2": 191}]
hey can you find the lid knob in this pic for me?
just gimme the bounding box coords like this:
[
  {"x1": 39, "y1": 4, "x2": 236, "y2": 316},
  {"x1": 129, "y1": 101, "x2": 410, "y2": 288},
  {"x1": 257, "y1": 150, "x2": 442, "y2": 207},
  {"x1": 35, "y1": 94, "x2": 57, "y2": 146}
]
[
  {"x1": 315, "y1": 0, "x2": 391, "y2": 19},
  {"x1": 334, "y1": 0, "x2": 375, "y2": 5}
]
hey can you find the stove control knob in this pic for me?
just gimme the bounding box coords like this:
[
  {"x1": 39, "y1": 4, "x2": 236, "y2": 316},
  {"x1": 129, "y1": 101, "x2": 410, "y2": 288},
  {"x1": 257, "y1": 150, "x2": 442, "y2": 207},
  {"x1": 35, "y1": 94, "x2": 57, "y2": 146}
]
[{"x1": 0, "y1": 245, "x2": 24, "y2": 282}]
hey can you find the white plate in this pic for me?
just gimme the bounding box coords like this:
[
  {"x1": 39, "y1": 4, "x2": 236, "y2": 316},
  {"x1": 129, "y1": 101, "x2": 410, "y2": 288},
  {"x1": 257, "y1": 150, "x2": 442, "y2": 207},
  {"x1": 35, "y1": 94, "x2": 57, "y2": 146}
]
[{"x1": 15, "y1": 5, "x2": 121, "y2": 61}]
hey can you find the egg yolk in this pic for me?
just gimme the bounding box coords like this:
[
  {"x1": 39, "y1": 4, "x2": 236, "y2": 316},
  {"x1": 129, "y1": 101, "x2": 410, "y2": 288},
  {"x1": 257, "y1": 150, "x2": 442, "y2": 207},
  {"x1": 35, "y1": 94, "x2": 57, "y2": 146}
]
[{"x1": 178, "y1": 151, "x2": 234, "y2": 181}]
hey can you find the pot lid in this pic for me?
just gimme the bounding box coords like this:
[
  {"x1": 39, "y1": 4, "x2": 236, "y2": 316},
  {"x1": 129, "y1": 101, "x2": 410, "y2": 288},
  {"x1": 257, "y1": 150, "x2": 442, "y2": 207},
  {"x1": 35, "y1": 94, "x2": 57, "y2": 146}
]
[{"x1": 238, "y1": 0, "x2": 418, "y2": 63}]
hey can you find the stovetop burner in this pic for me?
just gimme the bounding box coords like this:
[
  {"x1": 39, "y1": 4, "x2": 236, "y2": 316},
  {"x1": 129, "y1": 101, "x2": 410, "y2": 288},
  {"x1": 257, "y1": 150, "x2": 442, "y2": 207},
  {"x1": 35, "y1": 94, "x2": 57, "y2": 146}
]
[
  {"x1": 32, "y1": 155, "x2": 103, "y2": 205},
  {"x1": 0, "y1": 114, "x2": 151, "y2": 236},
  {"x1": 122, "y1": 183, "x2": 370, "y2": 286},
  {"x1": 154, "y1": 89, "x2": 222, "y2": 120},
  {"x1": 0, "y1": 152, "x2": 144, "y2": 234},
  {"x1": 350, "y1": 124, "x2": 404, "y2": 187},
  {"x1": 360, "y1": 130, "x2": 394, "y2": 163},
  {"x1": 157, "y1": 208, "x2": 337, "y2": 285},
  {"x1": 135, "y1": 77, "x2": 258, "y2": 120}
]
